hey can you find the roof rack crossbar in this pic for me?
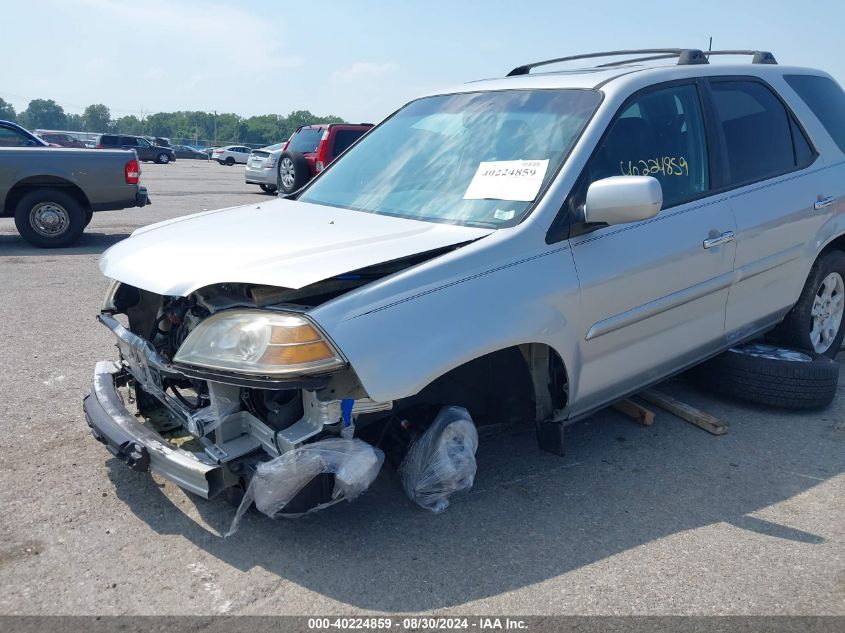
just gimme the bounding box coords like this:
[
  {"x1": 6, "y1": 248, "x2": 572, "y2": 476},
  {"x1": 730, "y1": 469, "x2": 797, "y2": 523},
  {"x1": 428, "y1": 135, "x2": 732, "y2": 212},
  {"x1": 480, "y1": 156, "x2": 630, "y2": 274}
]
[
  {"x1": 506, "y1": 48, "x2": 709, "y2": 76},
  {"x1": 704, "y1": 50, "x2": 778, "y2": 64}
]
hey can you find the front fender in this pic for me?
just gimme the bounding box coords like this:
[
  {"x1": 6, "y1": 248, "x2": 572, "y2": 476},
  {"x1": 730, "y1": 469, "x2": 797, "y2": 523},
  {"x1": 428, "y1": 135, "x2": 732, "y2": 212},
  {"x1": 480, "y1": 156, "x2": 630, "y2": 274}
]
[{"x1": 313, "y1": 245, "x2": 580, "y2": 404}]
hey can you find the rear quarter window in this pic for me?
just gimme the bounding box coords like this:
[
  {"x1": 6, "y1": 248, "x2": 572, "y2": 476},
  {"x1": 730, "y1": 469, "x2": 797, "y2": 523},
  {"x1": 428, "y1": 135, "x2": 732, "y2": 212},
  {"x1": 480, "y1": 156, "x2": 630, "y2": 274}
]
[{"x1": 784, "y1": 74, "x2": 845, "y2": 154}]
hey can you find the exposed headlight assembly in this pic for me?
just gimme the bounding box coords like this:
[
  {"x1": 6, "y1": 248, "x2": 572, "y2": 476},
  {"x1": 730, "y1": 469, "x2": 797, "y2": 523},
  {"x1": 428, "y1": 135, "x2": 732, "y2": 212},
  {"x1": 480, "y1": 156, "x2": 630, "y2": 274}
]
[{"x1": 173, "y1": 309, "x2": 345, "y2": 376}]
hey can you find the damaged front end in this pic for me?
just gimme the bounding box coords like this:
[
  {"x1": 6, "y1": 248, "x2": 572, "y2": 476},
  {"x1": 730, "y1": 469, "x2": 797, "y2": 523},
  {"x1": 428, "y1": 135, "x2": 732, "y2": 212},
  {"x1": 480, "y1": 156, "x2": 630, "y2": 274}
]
[{"x1": 84, "y1": 280, "x2": 392, "y2": 514}]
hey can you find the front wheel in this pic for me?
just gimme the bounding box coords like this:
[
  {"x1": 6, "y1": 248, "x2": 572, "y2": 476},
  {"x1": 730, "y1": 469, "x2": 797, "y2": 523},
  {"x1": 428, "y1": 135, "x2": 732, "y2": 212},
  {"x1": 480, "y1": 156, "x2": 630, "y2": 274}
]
[
  {"x1": 14, "y1": 188, "x2": 86, "y2": 248},
  {"x1": 157, "y1": 153, "x2": 170, "y2": 164},
  {"x1": 771, "y1": 250, "x2": 845, "y2": 357}
]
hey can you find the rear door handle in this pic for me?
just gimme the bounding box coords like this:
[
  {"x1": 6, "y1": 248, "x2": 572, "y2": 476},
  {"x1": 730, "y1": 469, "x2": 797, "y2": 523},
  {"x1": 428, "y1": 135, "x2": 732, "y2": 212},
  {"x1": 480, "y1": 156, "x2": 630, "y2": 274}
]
[
  {"x1": 703, "y1": 231, "x2": 735, "y2": 249},
  {"x1": 814, "y1": 196, "x2": 835, "y2": 210}
]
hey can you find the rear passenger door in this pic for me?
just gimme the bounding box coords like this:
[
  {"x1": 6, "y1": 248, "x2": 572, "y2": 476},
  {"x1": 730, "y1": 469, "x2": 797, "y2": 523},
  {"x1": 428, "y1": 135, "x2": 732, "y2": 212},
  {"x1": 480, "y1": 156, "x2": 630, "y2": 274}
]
[
  {"x1": 708, "y1": 78, "x2": 824, "y2": 336},
  {"x1": 567, "y1": 81, "x2": 737, "y2": 415}
]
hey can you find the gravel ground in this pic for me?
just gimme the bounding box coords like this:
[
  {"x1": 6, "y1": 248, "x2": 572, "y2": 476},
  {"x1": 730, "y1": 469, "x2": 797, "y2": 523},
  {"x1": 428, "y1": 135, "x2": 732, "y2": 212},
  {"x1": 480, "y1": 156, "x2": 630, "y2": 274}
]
[{"x1": 0, "y1": 160, "x2": 843, "y2": 615}]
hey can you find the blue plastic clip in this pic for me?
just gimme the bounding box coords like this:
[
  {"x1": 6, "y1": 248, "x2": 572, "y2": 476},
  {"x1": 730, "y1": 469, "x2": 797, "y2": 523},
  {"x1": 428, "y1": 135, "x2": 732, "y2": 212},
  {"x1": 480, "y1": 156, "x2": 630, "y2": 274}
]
[{"x1": 341, "y1": 398, "x2": 355, "y2": 427}]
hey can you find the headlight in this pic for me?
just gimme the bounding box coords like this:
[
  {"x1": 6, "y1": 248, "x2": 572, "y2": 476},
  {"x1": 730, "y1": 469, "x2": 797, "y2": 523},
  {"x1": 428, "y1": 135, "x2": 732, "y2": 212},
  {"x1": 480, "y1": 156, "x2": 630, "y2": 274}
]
[{"x1": 173, "y1": 309, "x2": 345, "y2": 376}]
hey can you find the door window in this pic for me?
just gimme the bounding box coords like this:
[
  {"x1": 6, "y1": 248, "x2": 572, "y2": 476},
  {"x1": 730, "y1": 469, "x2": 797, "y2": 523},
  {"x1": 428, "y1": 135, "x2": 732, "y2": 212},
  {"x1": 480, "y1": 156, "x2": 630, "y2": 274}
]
[
  {"x1": 709, "y1": 80, "x2": 805, "y2": 185},
  {"x1": 584, "y1": 83, "x2": 709, "y2": 208},
  {"x1": 0, "y1": 127, "x2": 36, "y2": 147}
]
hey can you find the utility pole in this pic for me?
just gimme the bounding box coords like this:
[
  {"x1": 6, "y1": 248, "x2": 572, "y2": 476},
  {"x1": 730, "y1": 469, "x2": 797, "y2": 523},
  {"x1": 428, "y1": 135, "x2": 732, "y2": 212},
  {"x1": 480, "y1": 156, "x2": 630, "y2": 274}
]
[{"x1": 213, "y1": 110, "x2": 217, "y2": 146}]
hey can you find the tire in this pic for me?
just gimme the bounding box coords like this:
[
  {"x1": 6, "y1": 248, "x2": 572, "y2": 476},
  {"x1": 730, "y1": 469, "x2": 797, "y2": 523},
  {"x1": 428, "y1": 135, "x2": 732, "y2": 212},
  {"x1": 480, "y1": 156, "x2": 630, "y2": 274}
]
[
  {"x1": 770, "y1": 250, "x2": 845, "y2": 358},
  {"x1": 225, "y1": 157, "x2": 235, "y2": 166},
  {"x1": 84, "y1": 210, "x2": 94, "y2": 227},
  {"x1": 14, "y1": 188, "x2": 86, "y2": 248},
  {"x1": 277, "y1": 150, "x2": 310, "y2": 194},
  {"x1": 156, "y1": 153, "x2": 170, "y2": 164},
  {"x1": 689, "y1": 343, "x2": 839, "y2": 410},
  {"x1": 259, "y1": 184, "x2": 277, "y2": 194}
]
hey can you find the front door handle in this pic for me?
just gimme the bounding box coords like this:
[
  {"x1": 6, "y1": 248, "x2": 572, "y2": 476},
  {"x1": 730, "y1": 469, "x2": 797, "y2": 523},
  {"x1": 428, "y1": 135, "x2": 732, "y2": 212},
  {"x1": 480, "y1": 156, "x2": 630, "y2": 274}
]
[
  {"x1": 814, "y1": 196, "x2": 835, "y2": 211},
  {"x1": 703, "y1": 231, "x2": 736, "y2": 249}
]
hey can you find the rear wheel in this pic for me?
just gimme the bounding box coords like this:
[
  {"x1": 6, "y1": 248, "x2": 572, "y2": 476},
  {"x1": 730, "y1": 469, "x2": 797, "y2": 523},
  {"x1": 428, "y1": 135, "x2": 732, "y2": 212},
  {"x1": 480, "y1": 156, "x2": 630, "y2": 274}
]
[
  {"x1": 14, "y1": 188, "x2": 86, "y2": 248},
  {"x1": 771, "y1": 250, "x2": 845, "y2": 358},
  {"x1": 225, "y1": 157, "x2": 235, "y2": 166},
  {"x1": 259, "y1": 183, "x2": 277, "y2": 194}
]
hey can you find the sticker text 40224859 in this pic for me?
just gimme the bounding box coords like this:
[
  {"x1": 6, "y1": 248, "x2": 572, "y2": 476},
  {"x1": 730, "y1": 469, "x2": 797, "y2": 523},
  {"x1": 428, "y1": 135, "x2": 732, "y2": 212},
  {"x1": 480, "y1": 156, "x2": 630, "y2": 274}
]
[{"x1": 620, "y1": 156, "x2": 689, "y2": 177}]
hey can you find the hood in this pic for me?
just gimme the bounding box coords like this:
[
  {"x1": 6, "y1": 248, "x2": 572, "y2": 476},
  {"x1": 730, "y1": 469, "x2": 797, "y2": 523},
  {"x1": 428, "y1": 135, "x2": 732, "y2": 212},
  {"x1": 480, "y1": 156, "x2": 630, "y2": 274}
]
[{"x1": 99, "y1": 198, "x2": 494, "y2": 296}]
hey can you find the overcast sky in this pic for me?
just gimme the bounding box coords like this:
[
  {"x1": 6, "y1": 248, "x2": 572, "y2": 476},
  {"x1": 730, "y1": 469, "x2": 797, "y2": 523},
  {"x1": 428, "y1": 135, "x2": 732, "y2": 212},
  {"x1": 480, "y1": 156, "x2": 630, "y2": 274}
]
[{"x1": 2, "y1": 0, "x2": 844, "y2": 123}]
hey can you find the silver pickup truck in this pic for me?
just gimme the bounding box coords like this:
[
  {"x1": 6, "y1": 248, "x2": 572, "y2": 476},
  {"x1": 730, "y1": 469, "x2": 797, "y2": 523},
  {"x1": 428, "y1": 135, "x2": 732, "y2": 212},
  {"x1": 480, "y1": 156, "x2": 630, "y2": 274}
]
[
  {"x1": 85, "y1": 49, "x2": 845, "y2": 520},
  {"x1": 0, "y1": 124, "x2": 149, "y2": 247}
]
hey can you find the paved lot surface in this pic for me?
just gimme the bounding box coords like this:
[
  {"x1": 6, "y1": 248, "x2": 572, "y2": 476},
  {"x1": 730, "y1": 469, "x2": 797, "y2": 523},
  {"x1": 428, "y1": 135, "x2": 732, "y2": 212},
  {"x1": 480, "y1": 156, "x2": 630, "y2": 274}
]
[{"x1": 0, "y1": 161, "x2": 843, "y2": 615}]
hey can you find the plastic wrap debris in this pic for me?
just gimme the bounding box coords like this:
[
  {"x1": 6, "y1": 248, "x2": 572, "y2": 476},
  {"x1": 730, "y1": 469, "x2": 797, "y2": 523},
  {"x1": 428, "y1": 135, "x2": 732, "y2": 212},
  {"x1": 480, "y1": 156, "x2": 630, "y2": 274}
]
[
  {"x1": 186, "y1": 383, "x2": 239, "y2": 437},
  {"x1": 399, "y1": 406, "x2": 478, "y2": 513},
  {"x1": 226, "y1": 438, "x2": 384, "y2": 536}
]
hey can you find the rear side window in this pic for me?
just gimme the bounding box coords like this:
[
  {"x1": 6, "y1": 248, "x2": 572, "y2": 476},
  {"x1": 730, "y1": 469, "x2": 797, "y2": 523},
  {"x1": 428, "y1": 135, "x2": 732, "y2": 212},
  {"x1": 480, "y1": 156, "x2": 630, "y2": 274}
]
[
  {"x1": 100, "y1": 135, "x2": 118, "y2": 145},
  {"x1": 709, "y1": 80, "x2": 804, "y2": 185},
  {"x1": 288, "y1": 128, "x2": 323, "y2": 152},
  {"x1": 585, "y1": 83, "x2": 709, "y2": 208},
  {"x1": 784, "y1": 74, "x2": 845, "y2": 153},
  {"x1": 332, "y1": 129, "x2": 367, "y2": 156}
]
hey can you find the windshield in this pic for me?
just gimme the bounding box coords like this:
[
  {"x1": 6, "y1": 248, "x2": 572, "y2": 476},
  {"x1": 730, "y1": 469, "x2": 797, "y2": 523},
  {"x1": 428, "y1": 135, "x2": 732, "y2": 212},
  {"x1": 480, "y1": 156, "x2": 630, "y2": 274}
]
[
  {"x1": 288, "y1": 127, "x2": 324, "y2": 152},
  {"x1": 299, "y1": 89, "x2": 600, "y2": 227}
]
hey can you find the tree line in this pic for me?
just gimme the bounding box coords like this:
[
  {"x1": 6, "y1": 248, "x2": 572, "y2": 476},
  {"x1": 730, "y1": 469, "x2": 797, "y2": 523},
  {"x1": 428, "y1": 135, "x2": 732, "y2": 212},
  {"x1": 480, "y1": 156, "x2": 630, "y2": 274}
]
[{"x1": 0, "y1": 98, "x2": 344, "y2": 146}]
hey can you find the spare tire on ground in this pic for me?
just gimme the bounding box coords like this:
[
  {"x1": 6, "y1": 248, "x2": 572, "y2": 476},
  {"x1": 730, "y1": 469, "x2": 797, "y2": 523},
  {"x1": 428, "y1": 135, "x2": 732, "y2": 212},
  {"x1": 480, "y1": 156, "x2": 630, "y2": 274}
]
[{"x1": 689, "y1": 343, "x2": 839, "y2": 410}]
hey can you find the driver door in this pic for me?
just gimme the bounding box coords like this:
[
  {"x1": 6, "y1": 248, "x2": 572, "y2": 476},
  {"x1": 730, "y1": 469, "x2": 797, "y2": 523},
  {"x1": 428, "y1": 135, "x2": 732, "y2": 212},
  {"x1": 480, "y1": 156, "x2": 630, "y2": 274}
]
[{"x1": 566, "y1": 81, "x2": 737, "y2": 415}]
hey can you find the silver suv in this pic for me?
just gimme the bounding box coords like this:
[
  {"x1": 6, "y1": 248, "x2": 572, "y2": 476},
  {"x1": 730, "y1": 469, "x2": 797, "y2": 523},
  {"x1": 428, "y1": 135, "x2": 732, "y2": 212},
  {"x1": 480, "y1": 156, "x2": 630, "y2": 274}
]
[{"x1": 85, "y1": 49, "x2": 845, "y2": 515}]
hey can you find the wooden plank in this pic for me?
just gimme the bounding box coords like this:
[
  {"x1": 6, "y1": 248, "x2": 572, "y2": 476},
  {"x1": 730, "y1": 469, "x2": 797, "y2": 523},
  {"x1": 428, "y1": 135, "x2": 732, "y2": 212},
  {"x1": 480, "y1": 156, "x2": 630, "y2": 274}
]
[
  {"x1": 640, "y1": 389, "x2": 729, "y2": 435},
  {"x1": 612, "y1": 398, "x2": 655, "y2": 426}
]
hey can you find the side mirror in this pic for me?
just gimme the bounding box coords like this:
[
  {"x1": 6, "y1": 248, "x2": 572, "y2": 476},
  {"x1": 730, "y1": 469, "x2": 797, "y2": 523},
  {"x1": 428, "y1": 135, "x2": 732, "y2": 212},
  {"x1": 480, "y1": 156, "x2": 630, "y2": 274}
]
[{"x1": 584, "y1": 176, "x2": 662, "y2": 226}]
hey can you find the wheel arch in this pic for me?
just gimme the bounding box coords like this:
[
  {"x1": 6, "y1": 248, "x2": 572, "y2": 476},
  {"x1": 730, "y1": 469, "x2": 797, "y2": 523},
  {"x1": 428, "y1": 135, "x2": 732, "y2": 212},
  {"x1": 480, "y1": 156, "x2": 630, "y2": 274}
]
[
  {"x1": 820, "y1": 231, "x2": 845, "y2": 258},
  {"x1": 389, "y1": 342, "x2": 569, "y2": 425},
  {"x1": 3, "y1": 176, "x2": 91, "y2": 217}
]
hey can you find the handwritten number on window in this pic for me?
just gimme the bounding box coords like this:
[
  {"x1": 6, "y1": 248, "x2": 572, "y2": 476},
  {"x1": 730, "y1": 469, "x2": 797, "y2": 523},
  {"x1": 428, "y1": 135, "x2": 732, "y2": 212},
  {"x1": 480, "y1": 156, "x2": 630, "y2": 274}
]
[{"x1": 619, "y1": 157, "x2": 688, "y2": 177}]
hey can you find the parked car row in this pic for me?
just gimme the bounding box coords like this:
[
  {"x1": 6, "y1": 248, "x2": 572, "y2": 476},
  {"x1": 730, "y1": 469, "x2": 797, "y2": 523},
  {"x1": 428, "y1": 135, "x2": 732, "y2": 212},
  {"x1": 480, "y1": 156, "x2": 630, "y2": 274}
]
[{"x1": 244, "y1": 123, "x2": 373, "y2": 194}]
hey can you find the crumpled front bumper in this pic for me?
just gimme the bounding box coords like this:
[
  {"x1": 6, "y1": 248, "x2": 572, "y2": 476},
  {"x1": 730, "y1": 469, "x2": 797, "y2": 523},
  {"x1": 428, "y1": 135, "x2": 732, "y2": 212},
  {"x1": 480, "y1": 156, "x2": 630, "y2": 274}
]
[{"x1": 83, "y1": 360, "x2": 226, "y2": 498}]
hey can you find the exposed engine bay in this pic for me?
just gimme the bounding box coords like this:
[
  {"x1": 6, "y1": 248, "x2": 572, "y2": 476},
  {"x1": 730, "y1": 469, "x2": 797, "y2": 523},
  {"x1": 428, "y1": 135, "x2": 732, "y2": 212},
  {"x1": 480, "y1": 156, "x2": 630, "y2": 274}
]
[{"x1": 91, "y1": 265, "x2": 486, "y2": 521}]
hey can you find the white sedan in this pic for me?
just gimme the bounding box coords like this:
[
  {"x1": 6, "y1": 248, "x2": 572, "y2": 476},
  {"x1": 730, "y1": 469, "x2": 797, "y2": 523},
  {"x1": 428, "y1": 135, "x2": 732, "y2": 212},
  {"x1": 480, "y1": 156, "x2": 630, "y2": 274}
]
[{"x1": 211, "y1": 145, "x2": 252, "y2": 166}]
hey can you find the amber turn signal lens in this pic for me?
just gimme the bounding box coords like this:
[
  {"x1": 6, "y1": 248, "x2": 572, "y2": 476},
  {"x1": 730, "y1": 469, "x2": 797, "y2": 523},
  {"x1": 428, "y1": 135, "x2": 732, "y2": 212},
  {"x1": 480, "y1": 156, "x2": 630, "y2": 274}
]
[
  {"x1": 259, "y1": 341, "x2": 336, "y2": 365},
  {"x1": 269, "y1": 322, "x2": 322, "y2": 344}
]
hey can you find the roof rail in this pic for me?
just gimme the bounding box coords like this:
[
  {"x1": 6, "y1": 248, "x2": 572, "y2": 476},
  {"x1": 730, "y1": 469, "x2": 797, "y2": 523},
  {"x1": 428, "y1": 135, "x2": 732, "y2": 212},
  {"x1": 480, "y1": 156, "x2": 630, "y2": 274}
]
[
  {"x1": 506, "y1": 49, "x2": 709, "y2": 76},
  {"x1": 705, "y1": 50, "x2": 778, "y2": 64}
]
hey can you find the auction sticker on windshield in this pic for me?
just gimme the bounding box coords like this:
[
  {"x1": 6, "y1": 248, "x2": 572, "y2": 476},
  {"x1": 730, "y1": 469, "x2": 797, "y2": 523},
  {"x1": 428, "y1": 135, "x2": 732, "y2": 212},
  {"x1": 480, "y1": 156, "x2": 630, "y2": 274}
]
[{"x1": 464, "y1": 159, "x2": 549, "y2": 202}]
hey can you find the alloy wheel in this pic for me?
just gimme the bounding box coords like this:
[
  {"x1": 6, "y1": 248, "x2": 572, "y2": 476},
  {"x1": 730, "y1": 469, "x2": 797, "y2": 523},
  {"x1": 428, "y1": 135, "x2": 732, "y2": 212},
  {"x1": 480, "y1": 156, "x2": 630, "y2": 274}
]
[
  {"x1": 280, "y1": 157, "x2": 295, "y2": 189},
  {"x1": 810, "y1": 271, "x2": 845, "y2": 353}
]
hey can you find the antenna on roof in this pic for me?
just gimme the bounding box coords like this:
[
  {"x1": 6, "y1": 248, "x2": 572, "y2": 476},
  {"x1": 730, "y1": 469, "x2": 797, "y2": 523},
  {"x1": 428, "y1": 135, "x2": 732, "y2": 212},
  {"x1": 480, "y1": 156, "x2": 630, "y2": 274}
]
[{"x1": 707, "y1": 37, "x2": 713, "y2": 60}]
